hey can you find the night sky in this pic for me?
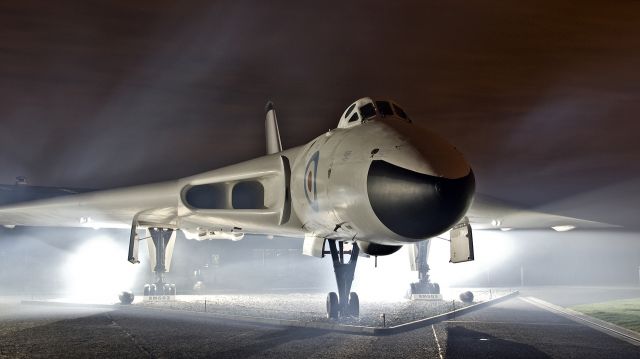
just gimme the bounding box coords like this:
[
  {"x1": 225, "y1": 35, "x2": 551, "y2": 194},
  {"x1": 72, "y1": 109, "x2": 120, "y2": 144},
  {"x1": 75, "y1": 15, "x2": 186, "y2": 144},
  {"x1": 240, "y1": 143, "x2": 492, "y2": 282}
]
[{"x1": 1, "y1": 1, "x2": 639, "y2": 228}]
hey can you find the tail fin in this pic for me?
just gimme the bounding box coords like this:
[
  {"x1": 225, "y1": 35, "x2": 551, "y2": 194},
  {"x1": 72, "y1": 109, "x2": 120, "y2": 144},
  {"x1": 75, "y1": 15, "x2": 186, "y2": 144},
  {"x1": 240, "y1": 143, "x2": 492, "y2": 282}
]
[{"x1": 265, "y1": 101, "x2": 283, "y2": 154}]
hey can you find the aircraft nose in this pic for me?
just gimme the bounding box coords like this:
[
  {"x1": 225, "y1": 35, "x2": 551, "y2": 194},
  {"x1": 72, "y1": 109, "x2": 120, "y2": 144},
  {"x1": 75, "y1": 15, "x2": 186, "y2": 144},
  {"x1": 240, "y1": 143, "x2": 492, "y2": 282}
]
[{"x1": 366, "y1": 160, "x2": 475, "y2": 240}]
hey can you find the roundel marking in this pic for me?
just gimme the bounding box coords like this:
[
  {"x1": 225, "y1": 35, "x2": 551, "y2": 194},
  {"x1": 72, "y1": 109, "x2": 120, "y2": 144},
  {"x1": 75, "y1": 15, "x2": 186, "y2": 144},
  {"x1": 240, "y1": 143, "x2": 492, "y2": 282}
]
[
  {"x1": 306, "y1": 170, "x2": 313, "y2": 192},
  {"x1": 304, "y1": 151, "x2": 320, "y2": 211}
]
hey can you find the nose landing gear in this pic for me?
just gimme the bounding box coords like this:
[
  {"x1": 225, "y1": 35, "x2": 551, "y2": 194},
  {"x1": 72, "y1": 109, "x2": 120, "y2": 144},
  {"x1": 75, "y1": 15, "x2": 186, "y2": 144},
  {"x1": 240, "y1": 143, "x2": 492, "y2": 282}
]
[{"x1": 325, "y1": 239, "x2": 360, "y2": 319}]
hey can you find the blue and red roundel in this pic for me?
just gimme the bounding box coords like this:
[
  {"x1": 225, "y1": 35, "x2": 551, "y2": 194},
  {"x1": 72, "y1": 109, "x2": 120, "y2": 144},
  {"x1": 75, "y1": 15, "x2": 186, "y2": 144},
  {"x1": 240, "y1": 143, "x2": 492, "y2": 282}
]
[{"x1": 304, "y1": 151, "x2": 320, "y2": 211}]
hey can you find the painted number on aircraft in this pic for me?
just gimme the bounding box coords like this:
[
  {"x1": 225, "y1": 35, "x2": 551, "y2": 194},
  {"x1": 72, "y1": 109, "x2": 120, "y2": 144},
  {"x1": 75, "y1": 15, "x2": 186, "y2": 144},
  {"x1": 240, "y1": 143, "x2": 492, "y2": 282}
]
[{"x1": 304, "y1": 151, "x2": 320, "y2": 211}]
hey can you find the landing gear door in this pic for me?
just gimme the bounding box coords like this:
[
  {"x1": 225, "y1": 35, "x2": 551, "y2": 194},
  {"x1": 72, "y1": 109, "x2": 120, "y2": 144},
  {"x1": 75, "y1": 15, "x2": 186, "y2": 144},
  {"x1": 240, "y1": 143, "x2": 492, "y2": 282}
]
[{"x1": 450, "y1": 219, "x2": 474, "y2": 263}]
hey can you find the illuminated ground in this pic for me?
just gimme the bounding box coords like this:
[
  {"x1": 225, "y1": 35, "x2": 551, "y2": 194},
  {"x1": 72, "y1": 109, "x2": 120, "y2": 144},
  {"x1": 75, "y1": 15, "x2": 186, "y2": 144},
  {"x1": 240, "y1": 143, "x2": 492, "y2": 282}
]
[
  {"x1": 135, "y1": 289, "x2": 509, "y2": 327},
  {"x1": 2, "y1": 288, "x2": 640, "y2": 358},
  {"x1": 519, "y1": 286, "x2": 640, "y2": 307},
  {"x1": 572, "y1": 298, "x2": 640, "y2": 333}
]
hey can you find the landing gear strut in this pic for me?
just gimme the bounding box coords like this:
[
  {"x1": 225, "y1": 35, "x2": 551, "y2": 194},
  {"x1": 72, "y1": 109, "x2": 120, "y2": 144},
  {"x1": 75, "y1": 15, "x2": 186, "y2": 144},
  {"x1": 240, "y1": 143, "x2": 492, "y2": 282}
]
[
  {"x1": 142, "y1": 228, "x2": 176, "y2": 297},
  {"x1": 410, "y1": 240, "x2": 440, "y2": 295},
  {"x1": 325, "y1": 240, "x2": 360, "y2": 319}
]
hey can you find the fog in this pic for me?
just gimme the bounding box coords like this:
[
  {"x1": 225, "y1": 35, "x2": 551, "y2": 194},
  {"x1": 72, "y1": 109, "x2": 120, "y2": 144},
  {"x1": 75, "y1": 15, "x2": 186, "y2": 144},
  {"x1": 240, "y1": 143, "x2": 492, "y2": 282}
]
[
  {"x1": 1, "y1": 225, "x2": 639, "y2": 303},
  {"x1": 0, "y1": 1, "x2": 638, "y2": 304}
]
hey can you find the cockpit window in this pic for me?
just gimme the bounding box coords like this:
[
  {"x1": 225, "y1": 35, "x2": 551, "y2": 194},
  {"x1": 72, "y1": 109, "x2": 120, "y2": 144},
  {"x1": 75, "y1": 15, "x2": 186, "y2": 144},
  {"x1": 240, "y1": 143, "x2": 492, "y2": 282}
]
[
  {"x1": 348, "y1": 112, "x2": 359, "y2": 123},
  {"x1": 360, "y1": 103, "x2": 376, "y2": 119},
  {"x1": 376, "y1": 101, "x2": 393, "y2": 117},
  {"x1": 392, "y1": 104, "x2": 408, "y2": 120},
  {"x1": 345, "y1": 103, "x2": 356, "y2": 118}
]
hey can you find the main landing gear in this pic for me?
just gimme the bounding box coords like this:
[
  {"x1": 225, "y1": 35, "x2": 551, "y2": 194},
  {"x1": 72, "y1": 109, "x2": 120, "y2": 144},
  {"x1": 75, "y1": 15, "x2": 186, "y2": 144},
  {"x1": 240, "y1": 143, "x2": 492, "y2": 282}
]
[
  {"x1": 410, "y1": 240, "x2": 441, "y2": 295},
  {"x1": 142, "y1": 228, "x2": 177, "y2": 298},
  {"x1": 325, "y1": 239, "x2": 360, "y2": 319}
]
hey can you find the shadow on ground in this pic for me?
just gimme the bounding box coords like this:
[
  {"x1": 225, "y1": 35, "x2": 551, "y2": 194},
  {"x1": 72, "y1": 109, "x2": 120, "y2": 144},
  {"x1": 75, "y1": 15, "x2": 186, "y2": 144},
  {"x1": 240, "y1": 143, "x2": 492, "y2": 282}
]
[{"x1": 445, "y1": 326, "x2": 551, "y2": 358}]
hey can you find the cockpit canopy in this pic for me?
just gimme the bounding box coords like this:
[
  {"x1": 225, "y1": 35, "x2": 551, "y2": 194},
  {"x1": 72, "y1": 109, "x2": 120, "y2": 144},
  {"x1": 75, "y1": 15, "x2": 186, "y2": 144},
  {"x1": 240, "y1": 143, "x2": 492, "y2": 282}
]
[{"x1": 337, "y1": 97, "x2": 410, "y2": 129}]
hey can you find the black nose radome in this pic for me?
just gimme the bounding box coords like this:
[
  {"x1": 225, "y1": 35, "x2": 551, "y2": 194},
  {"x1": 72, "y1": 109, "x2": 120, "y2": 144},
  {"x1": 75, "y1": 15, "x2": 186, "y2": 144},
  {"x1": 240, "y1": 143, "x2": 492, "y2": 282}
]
[{"x1": 367, "y1": 160, "x2": 475, "y2": 240}]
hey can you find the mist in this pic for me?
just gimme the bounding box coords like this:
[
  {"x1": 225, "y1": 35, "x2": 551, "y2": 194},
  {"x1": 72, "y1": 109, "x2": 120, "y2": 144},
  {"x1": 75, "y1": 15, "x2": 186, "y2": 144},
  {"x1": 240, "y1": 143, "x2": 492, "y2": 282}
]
[
  {"x1": 2, "y1": 225, "x2": 639, "y2": 304},
  {"x1": 0, "y1": 2, "x2": 638, "y2": 296}
]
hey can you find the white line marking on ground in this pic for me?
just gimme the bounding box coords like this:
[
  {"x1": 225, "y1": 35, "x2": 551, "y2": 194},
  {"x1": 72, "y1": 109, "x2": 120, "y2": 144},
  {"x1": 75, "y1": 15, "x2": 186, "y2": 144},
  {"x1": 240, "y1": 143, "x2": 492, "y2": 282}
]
[
  {"x1": 444, "y1": 320, "x2": 579, "y2": 327},
  {"x1": 432, "y1": 324, "x2": 444, "y2": 359},
  {"x1": 520, "y1": 296, "x2": 640, "y2": 347}
]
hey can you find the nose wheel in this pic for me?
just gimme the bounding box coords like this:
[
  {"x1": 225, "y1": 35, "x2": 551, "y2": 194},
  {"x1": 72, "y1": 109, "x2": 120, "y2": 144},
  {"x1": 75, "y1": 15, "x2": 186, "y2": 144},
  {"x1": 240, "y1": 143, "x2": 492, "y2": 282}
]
[
  {"x1": 325, "y1": 240, "x2": 360, "y2": 319},
  {"x1": 326, "y1": 292, "x2": 339, "y2": 318},
  {"x1": 347, "y1": 292, "x2": 359, "y2": 316},
  {"x1": 326, "y1": 291, "x2": 359, "y2": 319}
]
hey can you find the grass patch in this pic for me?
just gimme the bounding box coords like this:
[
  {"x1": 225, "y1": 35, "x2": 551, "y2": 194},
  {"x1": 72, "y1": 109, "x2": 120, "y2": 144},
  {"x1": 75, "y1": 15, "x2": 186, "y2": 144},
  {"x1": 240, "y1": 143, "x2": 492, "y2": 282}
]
[{"x1": 571, "y1": 298, "x2": 640, "y2": 333}]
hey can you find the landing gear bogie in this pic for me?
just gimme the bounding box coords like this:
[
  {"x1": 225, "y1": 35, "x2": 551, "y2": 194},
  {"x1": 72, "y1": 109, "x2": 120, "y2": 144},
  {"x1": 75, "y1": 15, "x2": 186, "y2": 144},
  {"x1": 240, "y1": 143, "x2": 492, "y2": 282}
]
[
  {"x1": 409, "y1": 240, "x2": 442, "y2": 298},
  {"x1": 143, "y1": 282, "x2": 176, "y2": 298},
  {"x1": 410, "y1": 282, "x2": 441, "y2": 295}
]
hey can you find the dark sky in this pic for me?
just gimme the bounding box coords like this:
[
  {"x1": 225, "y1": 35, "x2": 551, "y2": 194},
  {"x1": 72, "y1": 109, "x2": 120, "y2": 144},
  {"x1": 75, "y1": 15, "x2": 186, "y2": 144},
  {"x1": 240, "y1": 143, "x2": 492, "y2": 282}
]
[{"x1": 1, "y1": 1, "x2": 639, "y2": 227}]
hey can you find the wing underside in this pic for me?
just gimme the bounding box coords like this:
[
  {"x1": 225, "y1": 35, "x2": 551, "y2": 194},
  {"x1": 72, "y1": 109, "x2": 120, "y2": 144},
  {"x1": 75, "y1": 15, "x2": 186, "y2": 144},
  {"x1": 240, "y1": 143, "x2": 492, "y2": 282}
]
[{"x1": 467, "y1": 194, "x2": 617, "y2": 230}]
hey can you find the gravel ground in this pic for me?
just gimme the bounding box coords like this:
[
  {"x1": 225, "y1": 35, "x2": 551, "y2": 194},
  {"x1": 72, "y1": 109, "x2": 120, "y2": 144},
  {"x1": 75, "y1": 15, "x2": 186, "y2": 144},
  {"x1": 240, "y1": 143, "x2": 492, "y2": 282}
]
[
  {"x1": 3, "y1": 292, "x2": 639, "y2": 358},
  {"x1": 136, "y1": 289, "x2": 515, "y2": 327}
]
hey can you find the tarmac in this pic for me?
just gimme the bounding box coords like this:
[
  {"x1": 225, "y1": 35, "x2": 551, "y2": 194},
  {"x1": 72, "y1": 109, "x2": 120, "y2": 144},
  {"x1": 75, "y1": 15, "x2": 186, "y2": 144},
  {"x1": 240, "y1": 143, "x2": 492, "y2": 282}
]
[{"x1": 1, "y1": 287, "x2": 639, "y2": 358}]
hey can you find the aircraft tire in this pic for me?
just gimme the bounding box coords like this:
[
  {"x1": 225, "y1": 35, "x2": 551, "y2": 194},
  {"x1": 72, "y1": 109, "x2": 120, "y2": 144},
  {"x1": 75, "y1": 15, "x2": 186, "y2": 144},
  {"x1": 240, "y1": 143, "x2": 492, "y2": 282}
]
[
  {"x1": 348, "y1": 292, "x2": 359, "y2": 317},
  {"x1": 433, "y1": 283, "x2": 440, "y2": 294},
  {"x1": 326, "y1": 292, "x2": 339, "y2": 319}
]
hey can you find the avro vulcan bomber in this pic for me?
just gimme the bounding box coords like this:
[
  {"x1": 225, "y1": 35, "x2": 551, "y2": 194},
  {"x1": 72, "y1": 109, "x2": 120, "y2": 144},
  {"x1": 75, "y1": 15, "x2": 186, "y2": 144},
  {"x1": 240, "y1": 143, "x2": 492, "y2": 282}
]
[{"x1": 0, "y1": 98, "x2": 607, "y2": 318}]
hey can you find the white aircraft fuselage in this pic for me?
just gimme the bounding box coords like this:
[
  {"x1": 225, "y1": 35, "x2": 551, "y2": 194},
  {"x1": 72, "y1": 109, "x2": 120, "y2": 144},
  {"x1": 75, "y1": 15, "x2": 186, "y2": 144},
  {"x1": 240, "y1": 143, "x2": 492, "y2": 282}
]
[{"x1": 178, "y1": 98, "x2": 475, "y2": 252}]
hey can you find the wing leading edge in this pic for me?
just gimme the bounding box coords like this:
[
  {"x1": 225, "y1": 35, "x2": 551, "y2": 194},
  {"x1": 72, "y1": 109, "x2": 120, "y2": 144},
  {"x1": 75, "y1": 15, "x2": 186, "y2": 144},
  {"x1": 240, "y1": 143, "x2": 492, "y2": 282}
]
[
  {"x1": 467, "y1": 194, "x2": 618, "y2": 231},
  {"x1": 0, "y1": 186, "x2": 617, "y2": 233},
  {"x1": 0, "y1": 181, "x2": 178, "y2": 229}
]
